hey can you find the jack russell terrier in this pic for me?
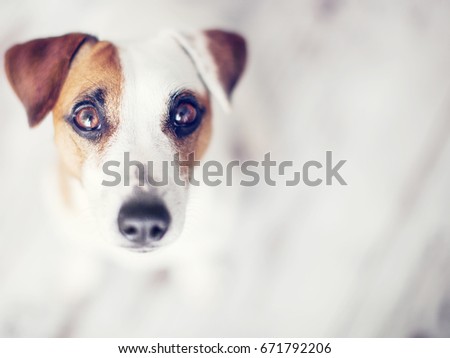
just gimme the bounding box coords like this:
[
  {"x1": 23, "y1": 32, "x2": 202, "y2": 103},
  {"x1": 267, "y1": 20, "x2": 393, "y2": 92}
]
[{"x1": 4, "y1": 30, "x2": 246, "y2": 253}]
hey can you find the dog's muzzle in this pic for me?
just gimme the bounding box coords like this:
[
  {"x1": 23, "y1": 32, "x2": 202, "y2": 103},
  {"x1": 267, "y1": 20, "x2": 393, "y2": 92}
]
[{"x1": 118, "y1": 198, "x2": 171, "y2": 245}]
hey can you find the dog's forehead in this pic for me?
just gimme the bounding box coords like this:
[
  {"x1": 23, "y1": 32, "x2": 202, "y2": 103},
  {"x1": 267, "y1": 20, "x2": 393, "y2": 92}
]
[
  {"x1": 109, "y1": 35, "x2": 209, "y2": 154},
  {"x1": 118, "y1": 36, "x2": 207, "y2": 114}
]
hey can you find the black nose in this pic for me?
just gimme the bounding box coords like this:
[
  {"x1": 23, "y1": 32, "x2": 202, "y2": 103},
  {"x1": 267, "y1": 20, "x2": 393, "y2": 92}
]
[{"x1": 118, "y1": 200, "x2": 171, "y2": 243}]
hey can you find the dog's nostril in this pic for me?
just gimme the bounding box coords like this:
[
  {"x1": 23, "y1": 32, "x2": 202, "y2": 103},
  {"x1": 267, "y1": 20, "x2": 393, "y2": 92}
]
[
  {"x1": 118, "y1": 199, "x2": 171, "y2": 244},
  {"x1": 123, "y1": 226, "x2": 138, "y2": 236},
  {"x1": 149, "y1": 226, "x2": 164, "y2": 240}
]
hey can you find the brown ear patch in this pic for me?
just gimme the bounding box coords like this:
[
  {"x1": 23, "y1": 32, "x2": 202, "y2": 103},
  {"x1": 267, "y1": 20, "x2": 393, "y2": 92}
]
[
  {"x1": 4, "y1": 33, "x2": 97, "y2": 127},
  {"x1": 204, "y1": 30, "x2": 247, "y2": 96}
]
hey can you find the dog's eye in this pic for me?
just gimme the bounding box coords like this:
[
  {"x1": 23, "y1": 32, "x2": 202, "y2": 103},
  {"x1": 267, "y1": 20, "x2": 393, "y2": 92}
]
[
  {"x1": 74, "y1": 106, "x2": 101, "y2": 131},
  {"x1": 170, "y1": 100, "x2": 202, "y2": 138}
]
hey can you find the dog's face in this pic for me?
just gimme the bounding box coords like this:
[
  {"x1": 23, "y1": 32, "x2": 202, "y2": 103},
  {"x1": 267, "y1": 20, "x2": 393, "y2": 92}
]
[{"x1": 5, "y1": 30, "x2": 246, "y2": 251}]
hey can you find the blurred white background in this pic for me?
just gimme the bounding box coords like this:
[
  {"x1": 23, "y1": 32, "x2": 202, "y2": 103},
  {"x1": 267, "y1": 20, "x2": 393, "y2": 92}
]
[{"x1": 0, "y1": 0, "x2": 450, "y2": 337}]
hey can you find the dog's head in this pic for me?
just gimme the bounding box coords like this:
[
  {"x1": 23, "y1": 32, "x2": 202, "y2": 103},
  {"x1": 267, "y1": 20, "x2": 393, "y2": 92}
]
[{"x1": 4, "y1": 30, "x2": 246, "y2": 251}]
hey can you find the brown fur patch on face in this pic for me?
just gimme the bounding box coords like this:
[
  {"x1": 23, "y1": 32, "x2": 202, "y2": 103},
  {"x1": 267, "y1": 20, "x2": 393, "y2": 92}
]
[
  {"x1": 190, "y1": 93, "x2": 212, "y2": 159},
  {"x1": 53, "y1": 41, "x2": 123, "y2": 179}
]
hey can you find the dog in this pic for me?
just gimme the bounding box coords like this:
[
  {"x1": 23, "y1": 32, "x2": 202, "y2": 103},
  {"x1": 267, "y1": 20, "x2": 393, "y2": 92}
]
[{"x1": 4, "y1": 30, "x2": 246, "y2": 253}]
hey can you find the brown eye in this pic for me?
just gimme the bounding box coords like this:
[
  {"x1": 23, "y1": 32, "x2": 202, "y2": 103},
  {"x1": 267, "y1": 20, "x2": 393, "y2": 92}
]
[
  {"x1": 169, "y1": 96, "x2": 203, "y2": 138},
  {"x1": 74, "y1": 107, "x2": 100, "y2": 131},
  {"x1": 174, "y1": 103, "x2": 197, "y2": 125}
]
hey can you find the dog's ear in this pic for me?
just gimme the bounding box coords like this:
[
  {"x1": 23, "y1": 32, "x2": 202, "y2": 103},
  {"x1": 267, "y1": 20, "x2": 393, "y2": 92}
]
[
  {"x1": 4, "y1": 33, "x2": 98, "y2": 127},
  {"x1": 170, "y1": 29, "x2": 247, "y2": 111}
]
